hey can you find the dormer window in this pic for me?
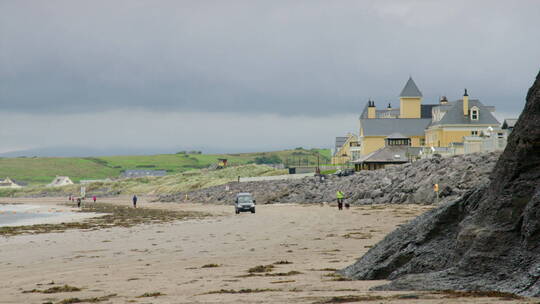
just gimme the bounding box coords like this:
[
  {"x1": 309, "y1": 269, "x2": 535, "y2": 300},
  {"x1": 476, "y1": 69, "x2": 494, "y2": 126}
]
[{"x1": 470, "y1": 106, "x2": 479, "y2": 120}]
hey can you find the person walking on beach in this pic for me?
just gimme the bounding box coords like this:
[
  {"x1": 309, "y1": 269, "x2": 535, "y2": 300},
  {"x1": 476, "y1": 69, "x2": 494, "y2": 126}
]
[
  {"x1": 92, "y1": 195, "x2": 97, "y2": 203},
  {"x1": 132, "y1": 195, "x2": 138, "y2": 208},
  {"x1": 336, "y1": 190, "x2": 344, "y2": 210}
]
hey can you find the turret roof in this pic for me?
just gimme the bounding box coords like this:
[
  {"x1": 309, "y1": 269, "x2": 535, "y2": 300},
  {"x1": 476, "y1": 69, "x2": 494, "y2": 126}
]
[{"x1": 400, "y1": 77, "x2": 423, "y2": 98}]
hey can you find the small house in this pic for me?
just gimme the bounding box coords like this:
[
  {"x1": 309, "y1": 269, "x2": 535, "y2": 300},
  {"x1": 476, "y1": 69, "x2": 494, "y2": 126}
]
[
  {"x1": 47, "y1": 176, "x2": 74, "y2": 187},
  {"x1": 0, "y1": 177, "x2": 24, "y2": 189},
  {"x1": 353, "y1": 133, "x2": 421, "y2": 170}
]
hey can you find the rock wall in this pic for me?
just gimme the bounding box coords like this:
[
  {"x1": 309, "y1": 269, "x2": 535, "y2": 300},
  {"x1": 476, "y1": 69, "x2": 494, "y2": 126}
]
[
  {"x1": 159, "y1": 152, "x2": 499, "y2": 206},
  {"x1": 341, "y1": 71, "x2": 540, "y2": 296}
]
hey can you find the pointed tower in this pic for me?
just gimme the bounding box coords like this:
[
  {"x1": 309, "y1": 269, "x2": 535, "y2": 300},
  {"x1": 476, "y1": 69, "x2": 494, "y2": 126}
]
[{"x1": 399, "y1": 76, "x2": 423, "y2": 118}]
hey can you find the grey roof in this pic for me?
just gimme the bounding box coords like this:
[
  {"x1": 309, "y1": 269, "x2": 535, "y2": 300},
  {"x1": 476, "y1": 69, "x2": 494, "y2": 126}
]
[
  {"x1": 376, "y1": 109, "x2": 400, "y2": 116},
  {"x1": 399, "y1": 77, "x2": 423, "y2": 97},
  {"x1": 502, "y1": 119, "x2": 518, "y2": 129},
  {"x1": 354, "y1": 146, "x2": 410, "y2": 164},
  {"x1": 430, "y1": 99, "x2": 500, "y2": 126},
  {"x1": 386, "y1": 132, "x2": 408, "y2": 139},
  {"x1": 334, "y1": 136, "x2": 347, "y2": 154},
  {"x1": 122, "y1": 170, "x2": 167, "y2": 178},
  {"x1": 361, "y1": 118, "x2": 432, "y2": 136},
  {"x1": 435, "y1": 103, "x2": 455, "y2": 110}
]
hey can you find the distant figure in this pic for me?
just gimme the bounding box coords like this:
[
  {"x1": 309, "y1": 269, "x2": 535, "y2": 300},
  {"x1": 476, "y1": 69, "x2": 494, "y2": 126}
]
[
  {"x1": 132, "y1": 195, "x2": 138, "y2": 208},
  {"x1": 336, "y1": 190, "x2": 344, "y2": 210},
  {"x1": 77, "y1": 197, "x2": 82, "y2": 208},
  {"x1": 92, "y1": 195, "x2": 97, "y2": 203},
  {"x1": 433, "y1": 183, "x2": 440, "y2": 204},
  {"x1": 68, "y1": 195, "x2": 72, "y2": 201}
]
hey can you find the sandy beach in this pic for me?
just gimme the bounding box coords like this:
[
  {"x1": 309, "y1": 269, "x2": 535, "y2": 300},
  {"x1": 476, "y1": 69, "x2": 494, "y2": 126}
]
[{"x1": 0, "y1": 197, "x2": 535, "y2": 304}]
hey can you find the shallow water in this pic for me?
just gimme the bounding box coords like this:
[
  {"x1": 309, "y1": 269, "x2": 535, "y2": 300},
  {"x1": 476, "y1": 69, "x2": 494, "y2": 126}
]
[{"x1": 0, "y1": 204, "x2": 77, "y2": 227}]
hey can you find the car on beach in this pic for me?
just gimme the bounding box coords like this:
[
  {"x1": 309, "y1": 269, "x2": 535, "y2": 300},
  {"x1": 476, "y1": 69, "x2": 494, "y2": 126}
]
[
  {"x1": 235, "y1": 192, "x2": 256, "y2": 214},
  {"x1": 334, "y1": 168, "x2": 355, "y2": 177}
]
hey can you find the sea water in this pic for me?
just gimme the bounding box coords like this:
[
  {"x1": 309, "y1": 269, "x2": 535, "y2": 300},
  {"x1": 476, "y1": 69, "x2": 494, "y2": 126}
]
[{"x1": 0, "y1": 204, "x2": 76, "y2": 227}]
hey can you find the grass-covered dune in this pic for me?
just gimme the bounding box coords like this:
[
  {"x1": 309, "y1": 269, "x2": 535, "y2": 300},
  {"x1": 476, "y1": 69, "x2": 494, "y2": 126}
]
[
  {"x1": 0, "y1": 164, "x2": 288, "y2": 198},
  {"x1": 0, "y1": 148, "x2": 330, "y2": 185}
]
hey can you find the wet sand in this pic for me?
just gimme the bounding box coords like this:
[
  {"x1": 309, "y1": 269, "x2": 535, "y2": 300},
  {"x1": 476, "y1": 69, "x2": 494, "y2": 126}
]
[
  {"x1": 0, "y1": 202, "x2": 103, "y2": 227},
  {"x1": 0, "y1": 197, "x2": 535, "y2": 304}
]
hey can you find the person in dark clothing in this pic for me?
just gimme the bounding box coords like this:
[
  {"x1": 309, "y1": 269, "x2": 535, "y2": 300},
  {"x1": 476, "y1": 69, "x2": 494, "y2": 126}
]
[
  {"x1": 132, "y1": 195, "x2": 138, "y2": 208},
  {"x1": 77, "y1": 197, "x2": 81, "y2": 207}
]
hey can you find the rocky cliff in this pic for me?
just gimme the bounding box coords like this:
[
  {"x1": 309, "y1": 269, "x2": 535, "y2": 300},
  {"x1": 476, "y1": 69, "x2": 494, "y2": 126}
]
[
  {"x1": 159, "y1": 152, "x2": 499, "y2": 206},
  {"x1": 341, "y1": 71, "x2": 540, "y2": 296}
]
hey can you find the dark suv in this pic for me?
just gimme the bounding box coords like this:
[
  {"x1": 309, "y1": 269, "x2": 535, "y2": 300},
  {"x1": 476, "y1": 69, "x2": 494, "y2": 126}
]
[
  {"x1": 235, "y1": 193, "x2": 256, "y2": 214},
  {"x1": 335, "y1": 168, "x2": 355, "y2": 177}
]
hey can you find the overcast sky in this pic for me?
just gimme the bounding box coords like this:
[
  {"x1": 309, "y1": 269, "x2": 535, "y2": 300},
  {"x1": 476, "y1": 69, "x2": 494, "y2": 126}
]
[{"x1": 1, "y1": 0, "x2": 539, "y2": 155}]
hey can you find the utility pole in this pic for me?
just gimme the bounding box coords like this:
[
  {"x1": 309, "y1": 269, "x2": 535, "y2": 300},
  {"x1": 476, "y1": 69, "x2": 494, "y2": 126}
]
[{"x1": 316, "y1": 152, "x2": 320, "y2": 175}]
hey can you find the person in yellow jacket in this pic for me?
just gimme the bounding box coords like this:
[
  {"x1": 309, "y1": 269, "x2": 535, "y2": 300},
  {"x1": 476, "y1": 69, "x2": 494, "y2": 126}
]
[{"x1": 336, "y1": 190, "x2": 344, "y2": 210}]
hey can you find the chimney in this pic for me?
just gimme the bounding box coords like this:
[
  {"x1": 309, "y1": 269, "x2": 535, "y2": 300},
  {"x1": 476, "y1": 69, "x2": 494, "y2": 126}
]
[
  {"x1": 463, "y1": 89, "x2": 469, "y2": 116},
  {"x1": 367, "y1": 100, "x2": 376, "y2": 119},
  {"x1": 440, "y1": 96, "x2": 448, "y2": 104}
]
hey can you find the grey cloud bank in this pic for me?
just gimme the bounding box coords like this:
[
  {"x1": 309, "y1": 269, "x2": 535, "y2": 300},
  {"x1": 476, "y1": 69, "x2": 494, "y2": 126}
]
[
  {"x1": 1, "y1": 0, "x2": 539, "y2": 115},
  {"x1": 0, "y1": 1, "x2": 538, "y2": 153}
]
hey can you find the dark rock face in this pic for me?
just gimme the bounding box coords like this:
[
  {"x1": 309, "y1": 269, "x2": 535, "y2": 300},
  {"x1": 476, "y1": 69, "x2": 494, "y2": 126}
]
[
  {"x1": 341, "y1": 71, "x2": 540, "y2": 296},
  {"x1": 160, "y1": 152, "x2": 499, "y2": 206}
]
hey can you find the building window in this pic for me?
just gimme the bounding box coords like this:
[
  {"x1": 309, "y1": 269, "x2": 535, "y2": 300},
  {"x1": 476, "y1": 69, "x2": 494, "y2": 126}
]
[
  {"x1": 387, "y1": 138, "x2": 410, "y2": 146},
  {"x1": 471, "y1": 130, "x2": 478, "y2": 136},
  {"x1": 470, "y1": 106, "x2": 479, "y2": 120}
]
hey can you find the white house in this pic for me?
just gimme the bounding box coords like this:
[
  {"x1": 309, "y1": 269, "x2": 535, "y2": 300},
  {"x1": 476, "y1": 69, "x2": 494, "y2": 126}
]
[{"x1": 47, "y1": 176, "x2": 74, "y2": 187}]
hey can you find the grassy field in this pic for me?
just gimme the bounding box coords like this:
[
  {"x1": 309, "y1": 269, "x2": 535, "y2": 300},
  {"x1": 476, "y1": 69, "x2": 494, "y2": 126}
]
[
  {"x1": 0, "y1": 164, "x2": 288, "y2": 197},
  {"x1": 0, "y1": 148, "x2": 330, "y2": 185}
]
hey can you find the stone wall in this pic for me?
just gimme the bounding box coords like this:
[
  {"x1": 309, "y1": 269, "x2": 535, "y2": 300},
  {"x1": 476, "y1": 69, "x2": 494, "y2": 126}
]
[{"x1": 159, "y1": 152, "x2": 499, "y2": 206}]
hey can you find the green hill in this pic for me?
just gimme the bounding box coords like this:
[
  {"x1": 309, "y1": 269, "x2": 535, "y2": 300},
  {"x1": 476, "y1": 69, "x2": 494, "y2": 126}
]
[
  {"x1": 0, "y1": 148, "x2": 331, "y2": 185},
  {"x1": 3, "y1": 164, "x2": 288, "y2": 198}
]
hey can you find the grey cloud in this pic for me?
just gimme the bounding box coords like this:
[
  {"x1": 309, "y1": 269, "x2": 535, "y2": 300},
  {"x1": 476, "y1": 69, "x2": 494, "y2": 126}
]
[{"x1": 1, "y1": 0, "x2": 539, "y2": 116}]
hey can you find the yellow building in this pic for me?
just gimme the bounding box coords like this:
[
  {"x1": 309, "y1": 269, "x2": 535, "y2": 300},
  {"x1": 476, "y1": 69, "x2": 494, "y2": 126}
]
[
  {"x1": 425, "y1": 89, "x2": 501, "y2": 147},
  {"x1": 331, "y1": 134, "x2": 359, "y2": 165},
  {"x1": 333, "y1": 77, "x2": 502, "y2": 167},
  {"x1": 357, "y1": 78, "x2": 501, "y2": 157},
  {"x1": 358, "y1": 77, "x2": 434, "y2": 156}
]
